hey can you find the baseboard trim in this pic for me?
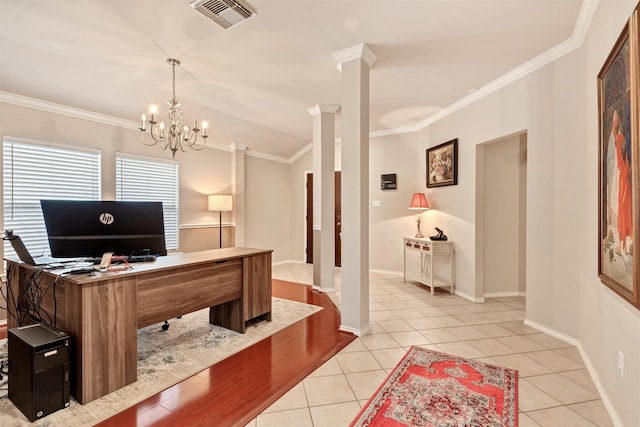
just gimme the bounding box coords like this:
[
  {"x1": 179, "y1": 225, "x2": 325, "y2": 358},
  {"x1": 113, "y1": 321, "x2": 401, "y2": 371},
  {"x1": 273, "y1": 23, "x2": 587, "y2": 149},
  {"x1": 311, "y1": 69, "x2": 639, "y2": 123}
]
[
  {"x1": 484, "y1": 291, "x2": 526, "y2": 298},
  {"x1": 312, "y1": 285, "x2": 337, "y2": 293},
  {"x1": 576, "y1": 342, "x2": 624, "y2": 427},
  {"x1": 523, "y1": 318, "x2": 579, "y2": 346},
  {"x1": 524, "y1": 318, "x2": 622, "y2": 427},
  {"x1": 272, "y1": 259, "x2": 306, "y2": 266},
  {"x1": 370, "y1": 268, "x2": 403, "y2": 277},
  {"x1": 340, "y1": 322, "x2": 372, "y2": 337},
  {"x1": 454, "y1": 289, "x2": 485, "y2": 303}
]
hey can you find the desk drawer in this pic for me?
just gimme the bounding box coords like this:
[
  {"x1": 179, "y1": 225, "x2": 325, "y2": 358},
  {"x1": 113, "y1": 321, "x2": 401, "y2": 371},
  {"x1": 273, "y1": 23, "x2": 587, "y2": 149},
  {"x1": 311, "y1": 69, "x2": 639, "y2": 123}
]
[
  {"x1": 137, "y1": 259, "x2": 242, "y2": 328},
  {"x1": 405, "y1": 241, "x2": 431, "y2": 252}
]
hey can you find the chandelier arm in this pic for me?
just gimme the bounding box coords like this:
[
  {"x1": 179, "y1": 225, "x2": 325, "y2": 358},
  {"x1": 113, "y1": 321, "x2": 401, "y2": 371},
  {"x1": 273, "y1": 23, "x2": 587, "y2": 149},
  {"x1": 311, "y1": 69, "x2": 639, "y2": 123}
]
[
  {"x1": 140, "y1": 132, "x2": 156, "y2": 146},
  {"x1": 150, "y1": 124, "x2": 166, "y2": 143},
  {"x1": 185, "y1": 133, "x2": 206, "y2": 151},
  {"x1": 141, "y1": 127, "x2": 164, "y2": 147},
  {"x1": 160, "y1": 134, "x2": 171, "y2": 152},
  {"x1": 190, "y1": 139, "x2": 206, "y2": 151},
  {"x1": 183, "y1": 129, "x2": 197, "y2": 146}
]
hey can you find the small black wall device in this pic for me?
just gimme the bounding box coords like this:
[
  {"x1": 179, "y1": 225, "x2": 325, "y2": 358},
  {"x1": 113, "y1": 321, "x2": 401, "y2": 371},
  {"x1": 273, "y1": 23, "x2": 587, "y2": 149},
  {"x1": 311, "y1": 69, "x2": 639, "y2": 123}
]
[{"x1": 8, "y1": 324, "x2": 71, "y2": 422}]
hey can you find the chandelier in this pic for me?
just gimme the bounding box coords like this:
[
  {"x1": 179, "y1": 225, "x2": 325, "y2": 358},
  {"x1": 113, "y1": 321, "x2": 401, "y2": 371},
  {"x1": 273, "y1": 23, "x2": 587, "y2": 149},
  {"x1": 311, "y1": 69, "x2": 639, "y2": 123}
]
[{"x1": 139, "y1": 58, "x2": 208, "y2": 158}]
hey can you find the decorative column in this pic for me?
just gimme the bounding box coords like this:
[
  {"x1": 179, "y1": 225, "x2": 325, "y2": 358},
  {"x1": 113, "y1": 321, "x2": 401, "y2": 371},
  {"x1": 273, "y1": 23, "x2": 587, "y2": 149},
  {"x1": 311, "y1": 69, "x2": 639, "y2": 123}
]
[
  {"x1": 333, "y1": 43, "x2": 376, "y2": 336},
  {"x1": 308, "y1": 104, "x2": 340, "y2": 292},
  {"x1": 231, "y1": 143, "x2": 246, "y2": 247}
]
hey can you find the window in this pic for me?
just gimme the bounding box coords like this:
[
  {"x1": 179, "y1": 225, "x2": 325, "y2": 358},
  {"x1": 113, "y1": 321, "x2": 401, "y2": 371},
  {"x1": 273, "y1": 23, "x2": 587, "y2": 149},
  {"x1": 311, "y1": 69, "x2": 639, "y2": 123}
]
[
  {"x1": 3, "y1": 138, "x2": 101, "y2": 257},
  {"x1": 116, "y1": 153, "x2": 179, "y2": 251}
]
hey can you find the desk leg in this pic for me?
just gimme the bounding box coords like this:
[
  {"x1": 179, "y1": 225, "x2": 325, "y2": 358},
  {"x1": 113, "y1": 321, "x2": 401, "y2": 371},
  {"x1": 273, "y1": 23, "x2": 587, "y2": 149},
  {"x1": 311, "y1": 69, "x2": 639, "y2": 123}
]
[
  {"x1": 73, "y1": 277, "x2": 138, "y2": 404},
  {"x1": 210, "y1": 299, "x2": 244, "y2": 333},
  {"x1": 430, "y1": 254, "x2": 435, "y2": 296},
  {"x1": 403, "y1": 246, "x2": 406, "y2": 282}
]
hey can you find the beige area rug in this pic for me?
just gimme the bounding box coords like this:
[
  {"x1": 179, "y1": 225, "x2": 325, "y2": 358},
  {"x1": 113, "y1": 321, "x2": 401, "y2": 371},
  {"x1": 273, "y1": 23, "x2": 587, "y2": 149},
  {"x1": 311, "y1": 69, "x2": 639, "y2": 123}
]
[{"x1": 0, "y1": 297, "x2": 321, "y2": 426}]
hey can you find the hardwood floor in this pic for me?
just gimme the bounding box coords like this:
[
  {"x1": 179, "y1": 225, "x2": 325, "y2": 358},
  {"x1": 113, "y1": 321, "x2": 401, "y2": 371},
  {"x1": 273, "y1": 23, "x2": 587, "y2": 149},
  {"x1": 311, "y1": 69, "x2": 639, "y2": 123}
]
[{"x1": 93, "y1": 279, "x2": 355, "y2": 427}]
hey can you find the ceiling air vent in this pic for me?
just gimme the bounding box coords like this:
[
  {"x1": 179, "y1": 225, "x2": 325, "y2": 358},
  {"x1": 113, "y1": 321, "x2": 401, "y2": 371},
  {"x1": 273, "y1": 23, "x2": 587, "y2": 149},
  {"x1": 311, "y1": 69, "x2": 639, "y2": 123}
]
[{"x1": 190, "y1": 0, "x2": 256, "y2": 29}]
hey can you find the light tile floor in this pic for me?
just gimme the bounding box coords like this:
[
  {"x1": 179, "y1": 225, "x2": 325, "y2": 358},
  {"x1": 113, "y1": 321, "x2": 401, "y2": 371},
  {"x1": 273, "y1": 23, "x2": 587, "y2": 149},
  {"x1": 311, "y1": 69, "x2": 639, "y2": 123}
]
[{"x1": 245, "y1": 262, "x2": 613, "y2": 427}]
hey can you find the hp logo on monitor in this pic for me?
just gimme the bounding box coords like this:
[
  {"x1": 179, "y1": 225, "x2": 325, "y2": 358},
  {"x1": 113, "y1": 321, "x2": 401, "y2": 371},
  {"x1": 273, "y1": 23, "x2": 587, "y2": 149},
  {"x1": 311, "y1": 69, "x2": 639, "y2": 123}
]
[{"x1": 99, "y1": 212, "x2": 115, "y2": 225}]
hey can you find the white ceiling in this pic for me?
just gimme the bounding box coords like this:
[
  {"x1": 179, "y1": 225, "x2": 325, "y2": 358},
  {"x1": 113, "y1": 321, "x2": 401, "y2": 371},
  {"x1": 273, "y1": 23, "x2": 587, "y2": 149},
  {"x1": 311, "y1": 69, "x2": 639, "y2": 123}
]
[{"x1": 0, "y1": 0, "x2": 585, "y2": 160}]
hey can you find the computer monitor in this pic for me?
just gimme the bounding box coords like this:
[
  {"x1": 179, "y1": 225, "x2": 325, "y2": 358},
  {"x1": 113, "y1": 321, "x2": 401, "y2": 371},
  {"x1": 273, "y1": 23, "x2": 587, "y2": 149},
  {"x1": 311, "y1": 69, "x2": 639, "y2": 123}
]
[{"x1": 40, "y1": 200, "x2": 167, "y2": 258}]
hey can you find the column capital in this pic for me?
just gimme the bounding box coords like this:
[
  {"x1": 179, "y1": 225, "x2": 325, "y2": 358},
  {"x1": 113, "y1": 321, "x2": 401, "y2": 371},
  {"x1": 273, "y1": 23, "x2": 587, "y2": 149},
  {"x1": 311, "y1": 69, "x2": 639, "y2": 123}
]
[
  {"x1": 333, "y1": 43, "x2": 377, "y2": 71},
  {"x1": 307, "y1": 104, "x2": 341, "y2": 116},
  {"x1": 230, "y1": 142, "x2": 247, "y2": 152}
]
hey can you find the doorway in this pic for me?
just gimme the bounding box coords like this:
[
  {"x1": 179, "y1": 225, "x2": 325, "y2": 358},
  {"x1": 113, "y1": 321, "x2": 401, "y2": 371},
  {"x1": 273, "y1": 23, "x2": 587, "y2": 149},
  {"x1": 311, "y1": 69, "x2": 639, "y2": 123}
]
[
  {"x1": 306, "y1": 171, "x2": 341, "y2": 266},
  {"x1": 476, "y1": 133, "x2": 527, "y2": 297}
]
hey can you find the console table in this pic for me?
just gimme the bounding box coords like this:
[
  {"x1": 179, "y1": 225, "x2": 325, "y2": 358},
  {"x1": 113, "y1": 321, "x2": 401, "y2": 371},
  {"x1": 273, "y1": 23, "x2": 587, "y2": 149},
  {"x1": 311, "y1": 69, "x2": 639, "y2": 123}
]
[
  {"x1": 5, "y1": 247, "x2": 272, "y2": 404},
  {"x1": 403, "y1": 236, "x2": 455, "y2": 295}
]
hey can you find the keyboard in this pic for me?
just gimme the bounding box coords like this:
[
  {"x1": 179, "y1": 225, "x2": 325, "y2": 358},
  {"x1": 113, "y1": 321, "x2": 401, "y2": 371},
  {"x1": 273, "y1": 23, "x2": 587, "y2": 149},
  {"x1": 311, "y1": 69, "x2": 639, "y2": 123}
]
[
  {"x1": 127, "y1": 255, "x2": 157, "y2": 263},
  {"x1": 84, "y1": 255, "x2": 157, "y2": 264}
]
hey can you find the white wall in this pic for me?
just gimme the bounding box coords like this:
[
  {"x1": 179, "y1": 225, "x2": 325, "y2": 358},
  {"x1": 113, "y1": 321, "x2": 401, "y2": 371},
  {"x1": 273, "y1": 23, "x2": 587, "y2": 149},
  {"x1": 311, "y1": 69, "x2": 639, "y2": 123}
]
[
  {"x1": 369, "y1": 133, "x2": 423, "y2": 273},
  {"x1": 244, "y1": 155, "x2": 295, "y2": 262},
  {"x1": 576, "y1": 2, "x2": 640, "y2": 425}
]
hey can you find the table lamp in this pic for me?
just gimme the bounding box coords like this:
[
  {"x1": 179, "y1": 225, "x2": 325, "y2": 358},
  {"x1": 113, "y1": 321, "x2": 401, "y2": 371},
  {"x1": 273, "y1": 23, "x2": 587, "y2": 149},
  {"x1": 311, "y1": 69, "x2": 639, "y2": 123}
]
[
  {"x1": 409, "y1": 193, "x2": 429, "y2": 238},
  {"x1": 208, "y1": 194, "x2": 233, "y2": 248}
]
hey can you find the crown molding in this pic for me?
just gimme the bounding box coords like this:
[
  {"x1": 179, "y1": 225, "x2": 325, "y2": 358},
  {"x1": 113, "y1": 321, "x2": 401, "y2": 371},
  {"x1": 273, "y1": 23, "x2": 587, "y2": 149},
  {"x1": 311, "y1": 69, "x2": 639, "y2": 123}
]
[
  {"x1": 0, "y1": 91, "x2": 138, "y2": 130},
  {"x1": 230, "y1": 142, "x2": 248, "y2": 152},
  {"x1": 416, "y1": 0, "x2": 599, "y2": 130},
  {"x1": 307, "y1": 104, "x2": 340, "y2": 116},
  {"x1": 288, "y1": 143, "x2": 313, "y2": 164},
  {"x1": 1, "y1": 91, "x2": 234, "y2": 154},
  {"x1": 1, "y1": 1, "x2": 599, "y2": 165},
  {"x1": 245, "y1": 149, "x2": 290, "y2": 164}
]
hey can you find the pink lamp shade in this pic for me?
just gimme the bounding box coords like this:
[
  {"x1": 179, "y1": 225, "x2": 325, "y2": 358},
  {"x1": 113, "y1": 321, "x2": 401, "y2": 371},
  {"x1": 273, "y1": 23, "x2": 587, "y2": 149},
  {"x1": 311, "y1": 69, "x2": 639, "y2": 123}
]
[{"x1": 409, "y1": 193, "x2": 429, "y2": 210}]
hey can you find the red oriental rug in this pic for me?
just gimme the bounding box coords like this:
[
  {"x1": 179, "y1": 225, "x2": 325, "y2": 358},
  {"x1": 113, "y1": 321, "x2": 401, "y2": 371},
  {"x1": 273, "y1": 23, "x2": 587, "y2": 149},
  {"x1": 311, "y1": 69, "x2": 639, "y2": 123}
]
[{"x1": 350, "y1": 346, "x2": 518, "y2": 427}]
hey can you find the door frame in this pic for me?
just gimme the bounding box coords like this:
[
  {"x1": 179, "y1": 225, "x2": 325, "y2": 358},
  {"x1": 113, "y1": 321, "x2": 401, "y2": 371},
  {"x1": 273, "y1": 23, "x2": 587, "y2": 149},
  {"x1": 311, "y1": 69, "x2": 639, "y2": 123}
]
[{"x1": 304, "y1": 171, "x2": 341, "y2": 266}]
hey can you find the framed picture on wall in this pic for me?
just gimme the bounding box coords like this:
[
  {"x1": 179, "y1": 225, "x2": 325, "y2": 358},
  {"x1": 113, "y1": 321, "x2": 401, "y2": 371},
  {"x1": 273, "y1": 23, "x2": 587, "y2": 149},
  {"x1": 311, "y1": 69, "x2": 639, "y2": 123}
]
[
  {"x1": 597, "y1": 6, "x2": 640, "y2": 309},
  {"x1": 381, "y1": 173, "x2": 397, "y2": 190},
  {"x1": 426, "y1": 138, "x2": 458, "y2": 188}
]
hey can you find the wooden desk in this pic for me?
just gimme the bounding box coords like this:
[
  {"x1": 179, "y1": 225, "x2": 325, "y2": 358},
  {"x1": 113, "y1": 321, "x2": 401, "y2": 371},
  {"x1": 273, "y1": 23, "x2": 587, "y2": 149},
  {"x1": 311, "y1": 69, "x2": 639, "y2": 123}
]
[{"x1": 5, "y1": 247, "x2": 272, "y2": 404}]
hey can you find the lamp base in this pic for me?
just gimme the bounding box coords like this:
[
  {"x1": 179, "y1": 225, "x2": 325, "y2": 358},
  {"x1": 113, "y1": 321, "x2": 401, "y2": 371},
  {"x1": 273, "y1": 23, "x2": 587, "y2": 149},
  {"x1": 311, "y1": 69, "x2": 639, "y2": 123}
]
[{"x1": 415, "y1": 215, "x2": 424, "y2": 238}]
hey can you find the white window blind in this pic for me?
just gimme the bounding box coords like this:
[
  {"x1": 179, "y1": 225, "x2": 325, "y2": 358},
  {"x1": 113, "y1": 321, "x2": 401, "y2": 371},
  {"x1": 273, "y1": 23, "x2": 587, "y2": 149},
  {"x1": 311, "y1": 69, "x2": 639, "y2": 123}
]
[
  {"x1": 3, "y1": 138, "x2": 101, "y2": 257},
  {"x1": 116, "y1": 153, "x2": 179, "y2": 251}
]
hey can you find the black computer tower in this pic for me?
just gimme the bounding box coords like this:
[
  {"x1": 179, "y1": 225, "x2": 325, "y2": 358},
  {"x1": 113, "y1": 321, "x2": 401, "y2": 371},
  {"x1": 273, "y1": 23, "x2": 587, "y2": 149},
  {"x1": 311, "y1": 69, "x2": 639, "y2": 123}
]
[{"x1": 8, "y1": 323, "x2": 71, "y2": 422}]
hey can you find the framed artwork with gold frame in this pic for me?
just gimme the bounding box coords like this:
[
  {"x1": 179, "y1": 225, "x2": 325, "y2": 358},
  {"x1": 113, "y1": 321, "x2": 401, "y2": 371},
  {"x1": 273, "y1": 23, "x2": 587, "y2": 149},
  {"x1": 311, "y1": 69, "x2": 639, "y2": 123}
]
[{"x1": 597, "y1": 6, "x2": 640, "y2": 309}]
